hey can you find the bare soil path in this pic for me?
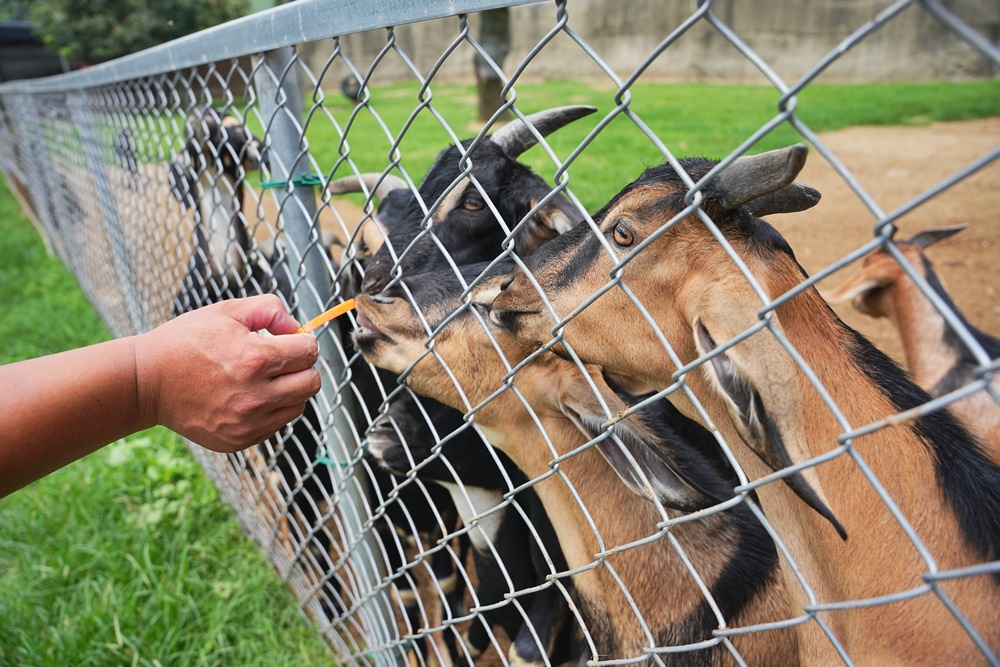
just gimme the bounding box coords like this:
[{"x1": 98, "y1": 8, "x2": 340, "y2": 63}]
[{"x1": 771, "y1": 118, "x2": 1000, "y2": 365}]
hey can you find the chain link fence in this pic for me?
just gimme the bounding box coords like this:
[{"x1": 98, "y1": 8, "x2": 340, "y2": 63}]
[{"x1": 1, "y1": 1, "x2": 998, "y2": 665}]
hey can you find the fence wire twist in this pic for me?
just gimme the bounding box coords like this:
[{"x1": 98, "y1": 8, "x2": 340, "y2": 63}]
[{"x1": 1, "y1": 1, "x2": 998, "y2": 666}]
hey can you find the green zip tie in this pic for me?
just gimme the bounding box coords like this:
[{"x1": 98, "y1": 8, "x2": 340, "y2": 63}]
[
  {"x1": 316, "y1": 455, "x2": 354, "y2": 468},
  {"x1": 260, "y1": 173, "x2": 324, "y2": 189},
  {"x1": 316, "y1": 441, "x2": 367, "y2": 468}
]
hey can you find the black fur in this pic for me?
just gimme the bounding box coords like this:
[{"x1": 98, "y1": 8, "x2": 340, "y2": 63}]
[
  {"x1": 359, "y1": 137, "x2": 582, "y2": 294},
  {"x1": 846, "y1": 327, "x2": 1000, "y2": 581},
  {"x1": 613, "y1": 387, "x2": 782, "y2": 663}
]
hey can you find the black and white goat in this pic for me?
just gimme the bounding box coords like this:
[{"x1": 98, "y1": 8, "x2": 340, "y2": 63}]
[
  {"x1": 169, "y1": 107, "x2": 264, "y2": 315},
  {"x1": 368, "y1": 390, "x2": 576, "y2": 666},
  {"x1": 317, "y1": 106, "x2": 594, "y2": 662},
  {"x1": 257, "y1": 108, "x2": 594, "y2": 656}
]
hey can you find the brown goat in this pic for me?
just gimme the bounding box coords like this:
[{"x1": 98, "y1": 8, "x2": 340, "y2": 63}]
[
  {"x1": 353, "y1": 266, "x2": 797, "y2": 666},
  {"x1": 491, "y1": 146, "x2": 1000, "y2": 665},
  {"x1": 824, "y1": 224, "x2": 1000, "y2": 460}
]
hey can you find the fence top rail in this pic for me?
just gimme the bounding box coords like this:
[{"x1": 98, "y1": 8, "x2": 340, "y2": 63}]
[{"x1": 0, "y1": 0, "x2": 543, "y2": 95}]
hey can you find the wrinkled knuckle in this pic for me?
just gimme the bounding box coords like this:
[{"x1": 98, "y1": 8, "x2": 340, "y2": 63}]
[
  {"x1": 302, "y1": 338, "x2": 319, "y2": 365},
  {"x1": 261, "y1": 293, "x2": 283, "y2": 311},
  {"x1": 241, "y1": 348, "x2": 269, "y2": 376},
  {"x1": 307, "y1": 369, "x2": 322, "y2": 395}
]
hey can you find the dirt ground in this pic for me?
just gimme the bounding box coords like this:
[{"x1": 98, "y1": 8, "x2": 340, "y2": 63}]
[{"x1": 769, "y1": 118, "x2": 1000, "y2": 366}]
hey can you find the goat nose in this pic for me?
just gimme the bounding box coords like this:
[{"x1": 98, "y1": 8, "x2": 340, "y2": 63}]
[
  {"x1": 499, "y1": 273, "x2": 516, "y2": 292},
  {"x1": 360, "y1": 272, "x2": 383, "y2": 294}
]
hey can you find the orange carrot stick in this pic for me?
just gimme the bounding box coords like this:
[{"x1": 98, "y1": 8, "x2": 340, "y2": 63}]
[{"x1": 295, "y1": 298, "x2": 357, "y2": 334}]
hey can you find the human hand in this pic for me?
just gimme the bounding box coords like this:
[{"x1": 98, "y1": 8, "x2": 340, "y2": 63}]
[{"x1": 134, "y1": 295, "x2": 321, "y2": 452}]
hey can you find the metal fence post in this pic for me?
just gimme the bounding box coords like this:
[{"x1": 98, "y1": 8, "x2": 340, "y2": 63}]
[{"x1": 255, "y1": 45, "x2": 398, "y2": 665}]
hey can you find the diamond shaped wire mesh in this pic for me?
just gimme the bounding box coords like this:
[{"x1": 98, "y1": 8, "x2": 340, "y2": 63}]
[{"x1": 1, "y1": 1, "x2": 998, "y2": 665}]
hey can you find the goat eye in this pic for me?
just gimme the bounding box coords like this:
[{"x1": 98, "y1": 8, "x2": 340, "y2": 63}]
[
  {"x1": 613, "y1": 222, "x2": 634, "y2": 247},
  {"x1": 462, "y1": 195, "x2": 485, "y2": 211}
]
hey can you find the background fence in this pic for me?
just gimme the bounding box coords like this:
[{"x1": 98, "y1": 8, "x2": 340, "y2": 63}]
[{"x1": 0, "y1": 0, "x2": 998, "y2": 665}]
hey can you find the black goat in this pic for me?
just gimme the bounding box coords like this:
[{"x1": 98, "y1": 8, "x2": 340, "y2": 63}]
[
  {"x1": 255, "y1": 108, "x2": 594, "y2": 658},
  {"x1": 327, "y1": 105, "x2": 594, "y2": 293},
  {"x1": 369, "y1": 390, "x2": 576, "y2": 666},
  {"x1": 309, "y1": 106, "x2": 594, "y2": 661}
]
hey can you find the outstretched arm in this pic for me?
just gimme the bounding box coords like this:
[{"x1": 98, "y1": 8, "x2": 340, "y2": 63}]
[{"x1": 0, "y1": 294, "x2": 321, "y2": 498}]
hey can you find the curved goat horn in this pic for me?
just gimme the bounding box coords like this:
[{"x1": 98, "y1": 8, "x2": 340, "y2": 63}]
[
  {"x1": 715, "y1": 144, "x2": 820, "y2": 214},
  {"x1": 490, "y1": 105, "x2": 597, "y2": 158},
  {"x1": 744, "y1": 182, "x2": 822, "y2": 218},
  {"x1": 326, "y1": 173, "x2": 409, "y2": 200},
  {"x1": 907, "y1": 222, "x2": 970, "y2": 249}
]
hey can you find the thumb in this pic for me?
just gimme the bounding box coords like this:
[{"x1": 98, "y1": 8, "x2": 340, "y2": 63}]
[{"x1": 228, "y1": 295, "x2": 301, "y2": 335}]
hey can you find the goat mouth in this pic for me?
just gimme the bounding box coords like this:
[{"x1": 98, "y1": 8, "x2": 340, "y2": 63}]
[
  {"x1": 365, "y1": 437, "x2": 418, "y2": 476},
  {"x1": 353, "y1": 312, "x2": 395, "y2": 348}
]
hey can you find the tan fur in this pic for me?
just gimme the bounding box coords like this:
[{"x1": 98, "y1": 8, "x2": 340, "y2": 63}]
[
  {"x1": 492, "y1": 184, "x2": 1000, "y2": 665},
  {"x1": 824, "y1": 242, "x2": 1000, "y2": 461},
  {"x1": 355, "y1": 288, "x2": 798, "y2": 666}
]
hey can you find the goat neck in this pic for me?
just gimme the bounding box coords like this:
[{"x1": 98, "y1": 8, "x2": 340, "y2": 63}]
[
  {"x1": 490, "y1": 147, "x2": 1000, "y2": 664},
  {"x1": 824, "y1": 227, "x2": 1000, "y2": 459}
]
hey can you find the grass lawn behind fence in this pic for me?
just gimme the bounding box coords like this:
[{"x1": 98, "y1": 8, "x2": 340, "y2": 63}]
[
  {"x1": 0, "y1": 80, "x2": 997, "y2": 666},
  {"x1": 302, "y1": 80, "x2": 1000, "y2": 214}
]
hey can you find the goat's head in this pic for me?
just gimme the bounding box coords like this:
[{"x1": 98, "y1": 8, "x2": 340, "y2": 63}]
[
  {"x1": 367, "y1": 390, "x2": 468, "y2": 478},
  {"x1": 330, "y1": 106, "x2": 595, "y2": 294},
  {"x1": 169, "y1": 108, "x2": 264, "y2": 208},
  {"x1": 823, "y1": 223, "x2": 969, "y2": 319},
  {"x1": 490, "y1": 146, "x2": 848, "y2": 536},
  {"x1": 354, "y1": 264, "x2": 724, "y2": 512}
]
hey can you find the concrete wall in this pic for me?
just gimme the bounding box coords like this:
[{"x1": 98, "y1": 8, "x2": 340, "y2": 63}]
[{"x1": 297, "y1": 0, "x2": 999, "y2": 90}]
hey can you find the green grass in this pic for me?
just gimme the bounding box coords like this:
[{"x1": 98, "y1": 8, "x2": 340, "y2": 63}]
[
  {"x1": 0, "y1": 178, "x2": 334, "y2": 666},
  {"x1": 0, "y1": 79, "x2": 997, "y2": 666},
  {"x1": 289, "y1": 79, "x2": 1000, "y2": 213}
]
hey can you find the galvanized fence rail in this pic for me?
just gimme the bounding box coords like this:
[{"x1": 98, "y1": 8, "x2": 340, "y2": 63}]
[{"x1": 1, "y1": 1, "x2": 998, "y2": 665}]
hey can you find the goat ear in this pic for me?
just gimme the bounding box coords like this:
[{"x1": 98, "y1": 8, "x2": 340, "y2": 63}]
[
  {"x1": 557, "y1": 368, "x2": 717, "y2": 511},
  {"x1": 744, "y1": 182, "x2": 822, "y2": 218},
  {"x1": 821, "y1": 273, "x2": 890, "y2": 317},
  {"x1": 513, "y1": 198, "x2": 580, "y2": 255},
  {"x1": 906, "y1": 222, "x2": 969, "y2": 249},
  {"x1": 694, "y1": 320, "x2": 847, "y2": 539}
]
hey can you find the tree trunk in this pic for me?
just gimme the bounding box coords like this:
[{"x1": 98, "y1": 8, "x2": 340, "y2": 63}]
[{"x1": 474, "y1": 8, "x2": 512, "y2": 124}]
